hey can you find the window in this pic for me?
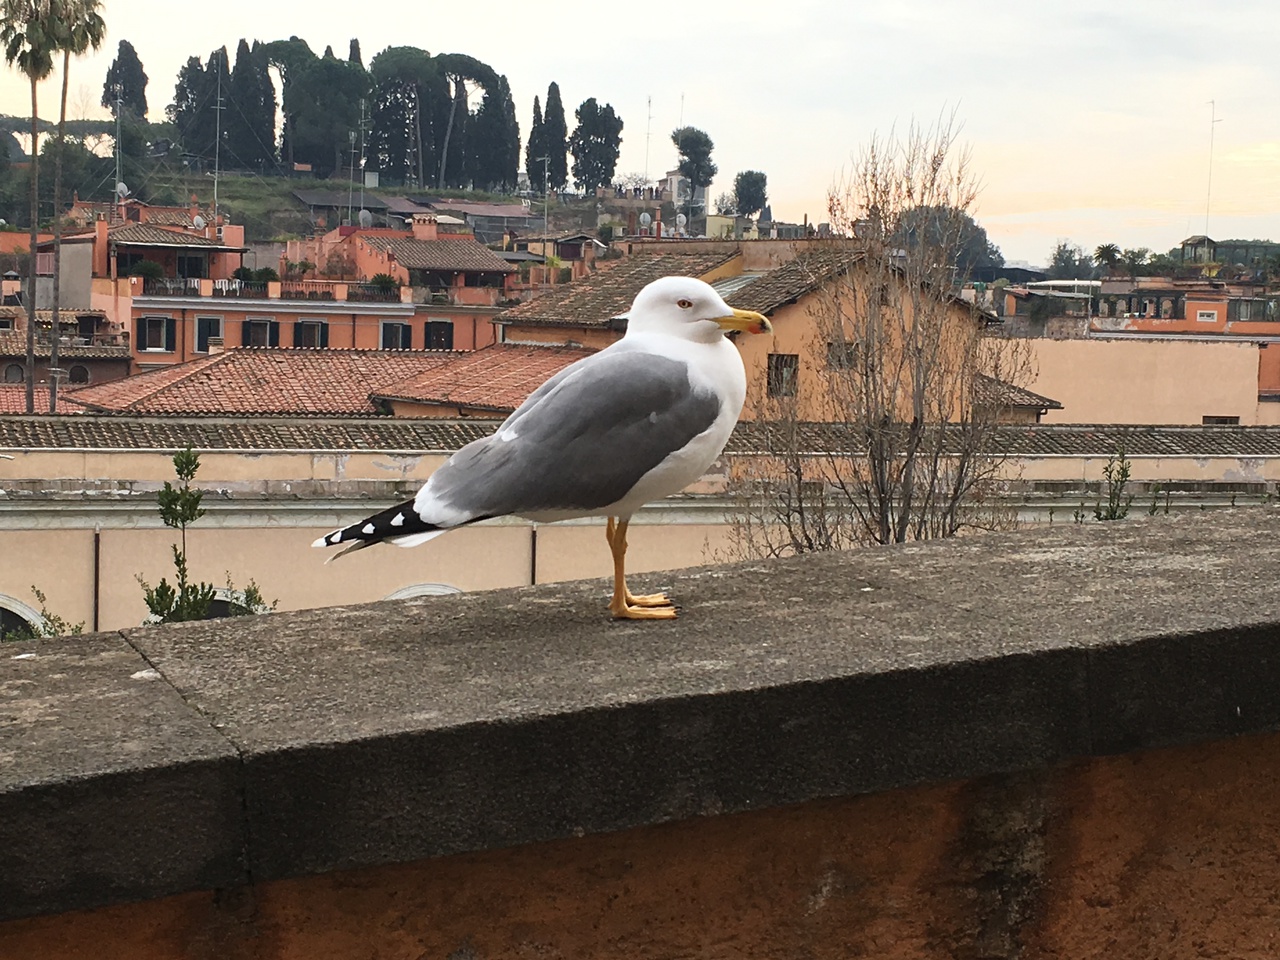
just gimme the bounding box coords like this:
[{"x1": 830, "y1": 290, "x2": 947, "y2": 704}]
[
  {"x1": 3, "y1": 363, "x2": 22, "y2": 383},
  {"x1": 137, "y1": 315, "x2": 175, "y2": 352},
  {"x1": 76, "y1": 315, "x2": 96, "y2": 341},
  {"x1": 176, "y1": 254, "x2": 206, "y2": 279},
  {"x1": 424, "y1": 319, "x2": 454, "y2": 351},
  {"x1": 0, "y1": 316, "x2": 13, "y2": 331},
  {"x1": 242, "y1": 319, "x2": 279, "y2": 347},
  {"x1": 293, "y1": 320, "x2": 329, "y2": 348},
  {"x1": 196, "y1": 317, "x2": 222, "y2": 353},
  {"x1": 381, "y1": 321, "x2": 412, "y2": 350},
  {"x1": 1196, "y1": 310, "x2": 1218, "y2": 322},
  {"x1": 1202, "y1": 415, "x2": 1240, "y2": 426},
  {"x1": 826, "y1": 340, "x2": 858, "y2": 370},
  {"x1": 68, "y1": 365, "x2": 89, "y2": 384},
  {"x1": 767, "y1": 353, "x2": 799, "y2": 397}
]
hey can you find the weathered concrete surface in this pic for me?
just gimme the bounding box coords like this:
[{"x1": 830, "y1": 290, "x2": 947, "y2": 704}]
[
  {"x1": 3, "y1": 732, "x2": 1280, "y2": 959},
  {"x1": 3, "y1": 509, "x2": 1280, "y2": 935},
  {"x1": 0, "y1": 636, "x2": 244, "y2": 918}
]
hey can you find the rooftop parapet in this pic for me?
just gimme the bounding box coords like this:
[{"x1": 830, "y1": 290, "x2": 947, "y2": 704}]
[{"x1": 3, "y1": 510, "x2": 1280, "y2": 942}]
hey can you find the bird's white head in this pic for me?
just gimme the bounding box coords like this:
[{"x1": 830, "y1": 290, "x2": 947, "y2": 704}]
[{"x1": 622, "y1": 276, "x2": 772, "y2": 343}]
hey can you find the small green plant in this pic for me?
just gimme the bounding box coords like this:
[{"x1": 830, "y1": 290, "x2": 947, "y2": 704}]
[
  {"x1": 368, "y1": 272, "x2": 400, "y2": 290},
  {"x1": 1073, "y1": 502, "x2": 1087, "y2": 524},
  {"x1": 137, "y1": 447, "x2": 275, "y2": 624},
  {"x1": 253, "y1": 266, "x2": 280, "y2": 283},
  {"x1": 1148, "y1": 483, "x2": 1161, "y2": 516},
  {"x1": 1094, "y1": 444, "x2": 1133, "y2": 522},
  {"x1": 128, "y1": 259, "x2": 164, "y2": 281},
  {"x1": 0, "y1": 587, "x2": 84, "y2": 642}
]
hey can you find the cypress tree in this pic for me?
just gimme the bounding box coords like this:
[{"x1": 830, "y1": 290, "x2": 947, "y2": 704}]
[
  {"x1": 524, "y1": 96, "x2": 545, "y2": 192},
  {"x1": 101, "y1": 39, "x2": 148, "y2": 118},
  {"x1": 542, "y1": 82, "x2": 567, "y2": 191}
]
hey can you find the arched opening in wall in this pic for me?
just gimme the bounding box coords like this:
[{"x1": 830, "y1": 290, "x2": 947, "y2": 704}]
[
  {"x1": 383, "y1": 583, "x2": 463, "y2": 601},
  {"x1": 0, "y1": 593, "x2": 45, "y2": 640},
  {"x1": 69, "y1": 365, "x2": 89, "y2": 384},
  {"x1": 3, "y1": 363, "x2": 22, "y2": 383}
]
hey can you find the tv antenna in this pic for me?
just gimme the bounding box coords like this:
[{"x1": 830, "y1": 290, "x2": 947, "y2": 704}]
[{"x1": 1205, "y1": 99, "x2": 1223, "y2": 236}]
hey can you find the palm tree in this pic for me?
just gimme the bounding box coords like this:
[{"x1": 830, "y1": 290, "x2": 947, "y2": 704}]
[
  {"x1": 1094, "y1": 243, "x2": 1120, "y2": 277},
  {"x1": 1, "y1": 0, "x2": 57, "y2": 414},
  {"x1": 48, "y1": 0, "x2": 105, "y2": 412}
]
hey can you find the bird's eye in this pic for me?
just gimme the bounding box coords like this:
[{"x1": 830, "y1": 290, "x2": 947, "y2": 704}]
[{"x1": 677, "y1": 298, "x2": 693, "y2": 309}]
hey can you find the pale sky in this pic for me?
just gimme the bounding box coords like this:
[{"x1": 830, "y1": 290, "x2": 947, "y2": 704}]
[{"x1": 2, "y1": 0, "x2": 1278, "y2": 264}]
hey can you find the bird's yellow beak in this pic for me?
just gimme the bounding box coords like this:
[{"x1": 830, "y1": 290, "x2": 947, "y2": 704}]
[{"x1": 714, "y1": 309, "x2": 772, "y2": 335}]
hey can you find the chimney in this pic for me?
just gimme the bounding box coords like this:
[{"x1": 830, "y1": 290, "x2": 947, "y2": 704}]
[
  {"x1": 207, "y1": 336, "x2": 225, "y2": 355},
  {"x1": 411, "y1": 214, "x2": 438, "y2": 241}
]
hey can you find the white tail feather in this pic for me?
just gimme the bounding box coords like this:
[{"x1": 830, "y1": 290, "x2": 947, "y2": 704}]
[{"x1": 389, "y1": 529, "x2": 450, "y2": 548}]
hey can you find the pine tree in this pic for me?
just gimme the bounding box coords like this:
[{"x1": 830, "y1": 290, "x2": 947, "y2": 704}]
[
  {"x1": 101, "y1": 39, "x2": 148, "y2": 118},
  {"x1": 543, "y1": 82, "x2": 568, "y2": 191},
  {"x1": 525, "y1": 95, "x2": 544, "y2": 191}
]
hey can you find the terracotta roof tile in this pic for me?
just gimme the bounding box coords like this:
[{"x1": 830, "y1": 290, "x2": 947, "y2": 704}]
[
  {"x1": 0, "y1": 385, "x2": 82, "y2": 414},
  {"x1": 724, "y1": 248, "x2": 858, "y2": 315},
  {"x1": 0, "y1": 416, "x2": 501, "y2": 451},
  {"x1": 63, "y1": 348, "x2": 459, "y2": 416},
  {"x1": 3, "y1": 417, "x2": 1280, "y2": 459},
  {"x1": 373, "y1": 344, "x2": 595, "y2": 412},
  {"x1": 360, "y1": 236, "x2": 514, "y2": 273},
  {"x1": 975, "y1": 375, "x2": 1063, "y2": 411},
  {"x1": 108, "y1": 223, "x2": 227, "y2": 247},
  {"x1": 497, "y1": 252, "x2": 740, "y2": 327},
  {"x1": 0, "y1": 330, "x2": 130, "y2": 359}
]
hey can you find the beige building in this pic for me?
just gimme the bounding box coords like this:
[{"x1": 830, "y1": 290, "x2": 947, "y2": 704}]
[{"x1": 1027, "y1": 336, "x2": 1280, "y2": 426}]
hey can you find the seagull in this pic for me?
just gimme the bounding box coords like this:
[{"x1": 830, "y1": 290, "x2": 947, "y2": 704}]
[{"x1": 313, "y1": 276, "x2": 772, "y2": 619}]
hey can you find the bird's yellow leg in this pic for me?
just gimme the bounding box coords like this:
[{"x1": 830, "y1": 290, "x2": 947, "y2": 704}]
[{"x1": 607, "y1": 518, "x2": 676, "y2": 620}]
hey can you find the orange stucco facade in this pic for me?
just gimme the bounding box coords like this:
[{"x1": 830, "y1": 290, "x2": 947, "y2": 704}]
[{"x1": 6, "y1": 730, "x2": 1280, "y2": 959}]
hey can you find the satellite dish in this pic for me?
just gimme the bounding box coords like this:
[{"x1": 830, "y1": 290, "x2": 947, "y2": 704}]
[
  {"x1": 639, "y1": 212, "x2": 652, "y2": 227},
  {"x1": 192, "y1": 215, "x2": 206, "y2": 231},
  {"x1": 115, "y1": 181, "x2": 129, "y2": 198},
  {"x1": 676, "y1": 213, "x2": 687, "y2": 227},
  {"x1": 358, "y1": 208, "x2": 373, "y2": 229}
]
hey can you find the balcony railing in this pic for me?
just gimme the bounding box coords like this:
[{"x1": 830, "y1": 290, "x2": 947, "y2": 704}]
[
  {"x1": 211, "y1": 280, "x2": 268, "y2": 298},
  {"x1": 281, "y1": 281, "x2": 336, "y2": 301},
  {"x1": 347, "y1": 283, "x2": 401, "y2": 303},
  {"x1": 142, "y1": 277, "x2": 201, "y2": 296}
]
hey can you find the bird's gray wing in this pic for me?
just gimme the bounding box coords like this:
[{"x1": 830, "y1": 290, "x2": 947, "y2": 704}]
[{"x1": 418, "y1": 349, "x2": 721, "y2": 520}]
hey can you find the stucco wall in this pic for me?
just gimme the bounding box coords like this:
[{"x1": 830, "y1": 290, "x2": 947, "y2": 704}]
[
  {"x1": 5, "y1": 730, "x2": 1279, "y2": 959},
  {"x1": 1028, "y1": 338, "x2": 1262, "y2": 425}
]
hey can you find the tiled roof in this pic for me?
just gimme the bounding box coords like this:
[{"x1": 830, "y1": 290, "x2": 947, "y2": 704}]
[
  {"x1": 0, "y1": 307, "x2": 110, "y2": 326},
  {"x1": 497, "y1": 252, "x2": 741, "y2": 327},
  {"x1": 727, "y1": 423, "x2": 1280, "y2": 458},
  {"x1": 0, "y1": 385, "x2": 82, "y2": 414},
  {"x1": 0, "y1": 416, "x2": 500, "y2": 451},
  {"x1": 5, "y1": 417, "x2": 1280, "y2": 458},
  {"x1": 724, "y1": 248, "x2": 858, "y2": 315},
  {"x1": 373, "y1": 344, "x2": 595, "y2": 412},
  {"x1": 62, "y1": 348, "x2": 459, "y2": 416},
  {"x1": 360, "y1": 236, "x2": 515, "y2": 273},
  {"x1": 108, "y1": 223, "x2": 231, "y2": 248},
  {"x1": 0, "y1": 330, "x2": 130, "y2": 359},
  {"x1": 975, "y1": 375, "x2": 1063, "y2": 411},
  {"x1": 430, "y1": 201, "x2": 540, "y2": 219}
]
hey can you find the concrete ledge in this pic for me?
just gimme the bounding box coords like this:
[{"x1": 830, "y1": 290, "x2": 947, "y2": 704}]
[{"x1": 4, "y1": 509, "x2": 1280, "y2": 921}]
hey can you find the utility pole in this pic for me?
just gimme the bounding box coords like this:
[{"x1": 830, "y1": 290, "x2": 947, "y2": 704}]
[
  {"x1": 347, "y1": 130, "x2": 357, "y2": 225},
  {"x1": 539, "y1": 155, "x2": 551, "y2": 242},
  {"x1": 358, "y1": 99, "x2": 367, "y2": 214},
  {"x1": 644, "y1": 95, "x2": 651, "y2": 186},
  {"x1": 213, "y1": 52, "x2": 225, "y2": 224}
]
